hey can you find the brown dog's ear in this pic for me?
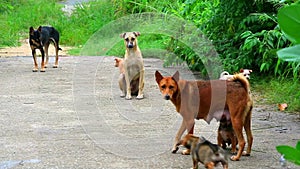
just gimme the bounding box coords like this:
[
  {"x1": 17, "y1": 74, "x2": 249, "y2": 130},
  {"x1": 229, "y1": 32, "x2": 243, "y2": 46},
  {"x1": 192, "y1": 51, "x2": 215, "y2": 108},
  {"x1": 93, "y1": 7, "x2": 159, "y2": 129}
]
[
  {"x1": 240, "y1": 68, "x2": 244, "y2": 73},
  {"x1": 120, "y1": 32, "x2": 126, "y2": 38},
  {"x1": 29, "y1": 27, "x2": 34, "y2": 34},
  {"x1": 172, "y1": 71, "x2": 180, "y2": 82},
  {"x1": 155, "y1": 71, "x2": 164, "y2": 84},
  {"x1": 38, "y1": 26, "x2": 42, "y2": 32},
  {"x1": 133, "y1": 32, "x2": 141, "y2": 37}
]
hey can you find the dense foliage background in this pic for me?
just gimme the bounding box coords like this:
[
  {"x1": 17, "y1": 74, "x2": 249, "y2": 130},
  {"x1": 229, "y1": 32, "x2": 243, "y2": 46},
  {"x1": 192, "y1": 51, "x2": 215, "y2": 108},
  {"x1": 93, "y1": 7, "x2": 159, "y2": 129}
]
[{"x1": 0, "y1": 0, "x2": 299, "y2": 111}]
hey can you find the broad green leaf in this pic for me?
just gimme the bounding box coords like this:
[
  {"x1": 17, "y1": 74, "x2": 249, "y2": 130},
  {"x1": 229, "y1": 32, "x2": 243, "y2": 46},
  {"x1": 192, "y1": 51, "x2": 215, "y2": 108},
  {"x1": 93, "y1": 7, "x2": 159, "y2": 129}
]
[
  {"x1": 277, "y1": 45, "x2": 300, "y2": 62},
  {"x1": 276, "y1": 145, "x2": 300, "y2": 165},
  {"x1": 297, "y1": 141, "x2": 300, "y2": 151},
  {"x1": 278, "y1": 4, "x2": 300, "y2": 44},
  {"x1": 240, "y1": 31, "x2": 252, "y2": 39}
]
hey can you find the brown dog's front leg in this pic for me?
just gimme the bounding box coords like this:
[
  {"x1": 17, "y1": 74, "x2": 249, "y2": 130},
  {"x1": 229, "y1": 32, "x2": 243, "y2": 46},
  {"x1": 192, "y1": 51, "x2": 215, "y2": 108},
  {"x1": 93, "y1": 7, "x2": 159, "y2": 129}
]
[
  {"x1": 172, "y1": 120, "x2": 186, "y2": 153},
  {"x1": 181, "y1": 119, "x2": 195, "y2": 155}
]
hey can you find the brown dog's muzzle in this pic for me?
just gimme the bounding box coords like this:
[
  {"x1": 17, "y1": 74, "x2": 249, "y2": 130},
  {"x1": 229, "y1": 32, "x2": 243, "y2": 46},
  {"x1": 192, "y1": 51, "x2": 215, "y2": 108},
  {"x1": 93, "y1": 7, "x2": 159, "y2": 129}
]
[{"x1": 164, "y1": 94, "x2": 170, "y2": 100}]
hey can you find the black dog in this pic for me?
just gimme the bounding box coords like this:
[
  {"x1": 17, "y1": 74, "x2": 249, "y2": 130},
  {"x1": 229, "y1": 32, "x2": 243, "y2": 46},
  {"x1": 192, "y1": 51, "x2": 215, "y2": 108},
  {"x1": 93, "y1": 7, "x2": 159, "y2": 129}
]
[{"x1": 29, "y1": 26, "x2": 62, "y2": 72}]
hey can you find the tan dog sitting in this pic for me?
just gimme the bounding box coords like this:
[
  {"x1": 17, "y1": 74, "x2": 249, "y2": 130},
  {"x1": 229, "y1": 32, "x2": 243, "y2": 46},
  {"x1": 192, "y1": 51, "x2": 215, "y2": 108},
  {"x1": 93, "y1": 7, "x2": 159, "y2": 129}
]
[
  {"x1": 114, "y1": 58, "x2": 139, "y2": 97},
  {"x1": 120, "y1": 32, "x2": 145, "y2": 100}
]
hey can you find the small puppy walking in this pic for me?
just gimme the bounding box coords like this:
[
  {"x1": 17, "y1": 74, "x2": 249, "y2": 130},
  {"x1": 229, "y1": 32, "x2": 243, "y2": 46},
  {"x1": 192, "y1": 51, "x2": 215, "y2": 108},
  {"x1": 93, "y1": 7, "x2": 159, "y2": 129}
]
[
  {"x1": 120, "y1": 32, "x2": 145, "y2": 99},
  {"x1": 177, "y1": 134, "x2": 229, "y2": 169},
  {"x1": 155, "y1": 71, "x2": 253, "y2": 161},
  {"x1": 29, "y1": 26, "x2": 62, "y2": 72}
]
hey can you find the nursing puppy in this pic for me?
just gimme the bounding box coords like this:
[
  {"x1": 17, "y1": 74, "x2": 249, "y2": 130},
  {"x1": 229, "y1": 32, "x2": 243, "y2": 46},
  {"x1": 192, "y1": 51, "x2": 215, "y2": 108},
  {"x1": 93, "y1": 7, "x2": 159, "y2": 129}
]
[
  {"x1": 155, "y1": 71, "x2": 253, "y2": 161},
  {"x1": 217, "y1": 114, "x2": 238, "y2": 154}
]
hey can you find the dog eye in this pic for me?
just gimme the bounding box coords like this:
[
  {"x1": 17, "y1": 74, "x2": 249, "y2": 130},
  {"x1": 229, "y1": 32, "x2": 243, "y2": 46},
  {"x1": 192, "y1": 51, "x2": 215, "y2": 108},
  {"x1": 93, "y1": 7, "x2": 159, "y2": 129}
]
[
  {"x1": 131, "y1": 38, "x2": 135, "y2": 41},
  {"x1": 125, "y1": 38, "x2": 129, "y2": 41},
  {"x1": 169, "y1": 86, "x2": 174, "y2": 89},
  {"x1": 161, "y1": 85, "x2": 166, "y2": 89}
]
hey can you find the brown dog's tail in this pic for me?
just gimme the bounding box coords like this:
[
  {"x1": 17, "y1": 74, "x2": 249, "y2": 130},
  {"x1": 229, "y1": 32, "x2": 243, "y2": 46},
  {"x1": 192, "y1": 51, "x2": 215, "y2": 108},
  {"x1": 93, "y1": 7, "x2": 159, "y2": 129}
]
[{"x1": 228, "y1": 73, "x2": 250, "y2": 94}]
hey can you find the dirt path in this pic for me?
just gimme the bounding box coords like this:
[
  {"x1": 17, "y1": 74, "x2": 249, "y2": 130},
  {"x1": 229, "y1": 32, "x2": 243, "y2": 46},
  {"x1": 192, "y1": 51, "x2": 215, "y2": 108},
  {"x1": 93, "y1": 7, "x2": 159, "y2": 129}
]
[
  {"x1": 0, "y1": 44, "x2": 299, "y2": 169},
  {"x1": 0, "y1": 39, "x2": 71, "y2": 57}
]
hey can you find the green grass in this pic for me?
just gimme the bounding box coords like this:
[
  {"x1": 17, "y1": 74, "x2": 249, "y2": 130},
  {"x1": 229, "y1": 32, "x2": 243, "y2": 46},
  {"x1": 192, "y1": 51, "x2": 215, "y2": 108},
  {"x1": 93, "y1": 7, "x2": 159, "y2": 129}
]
[
  {"x1": 0, "y1": 0, "x2": 114, "y2": 48},
  {"x1": 252, "y1": 77, "x2": 300, "y2": 113},
  {"x1": 0, "y1": 0, "x2": 65, "y2": 47}
]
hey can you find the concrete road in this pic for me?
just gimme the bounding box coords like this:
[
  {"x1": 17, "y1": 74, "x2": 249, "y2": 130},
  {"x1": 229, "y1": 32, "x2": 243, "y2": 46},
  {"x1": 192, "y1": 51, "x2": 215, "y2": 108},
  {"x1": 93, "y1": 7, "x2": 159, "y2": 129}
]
[{"x1": 0, "y1": 56, "x2": 299, "y2": 169}]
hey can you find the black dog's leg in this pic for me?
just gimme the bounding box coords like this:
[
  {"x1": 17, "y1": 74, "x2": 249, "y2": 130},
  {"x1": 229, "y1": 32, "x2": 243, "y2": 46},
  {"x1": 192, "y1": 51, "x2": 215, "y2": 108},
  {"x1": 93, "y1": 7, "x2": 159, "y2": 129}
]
[
  {"x1": 32, "y1": 49, "x2": 38, "y2": 72},
  {"x1": 54, "y1": 42, "x2": 59, "y2": 68},
  {"x1": 44, "y1": 42, "x2": 50, "y2": 68},
  {"x1": 40, "y1": 48, "x2": 45, "y2": 72}
]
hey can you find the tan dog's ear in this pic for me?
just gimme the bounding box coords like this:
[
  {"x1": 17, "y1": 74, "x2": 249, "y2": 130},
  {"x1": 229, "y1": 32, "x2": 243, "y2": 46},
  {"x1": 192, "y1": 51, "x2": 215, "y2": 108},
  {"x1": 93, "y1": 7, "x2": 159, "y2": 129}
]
[
  {"x1": 172, "y1": 71, "x2": 180, "y2": 82},
  {"x1": 155, "y1": 71, "x2": 164, "y2": 84},
  {"x1": 133, "y1": 32, "x2": 141, "y2": 37},
  {"x1": 120, "y1": 32, "x2": 126, "y2": 38}
]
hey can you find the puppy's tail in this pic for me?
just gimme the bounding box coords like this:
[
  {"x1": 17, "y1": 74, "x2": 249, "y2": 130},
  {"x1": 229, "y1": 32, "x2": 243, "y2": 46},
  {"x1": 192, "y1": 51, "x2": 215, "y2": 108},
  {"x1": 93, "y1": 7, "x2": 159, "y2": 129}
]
[{"x1": 228, "y1": 73, "x2": 250, "y2": 94}]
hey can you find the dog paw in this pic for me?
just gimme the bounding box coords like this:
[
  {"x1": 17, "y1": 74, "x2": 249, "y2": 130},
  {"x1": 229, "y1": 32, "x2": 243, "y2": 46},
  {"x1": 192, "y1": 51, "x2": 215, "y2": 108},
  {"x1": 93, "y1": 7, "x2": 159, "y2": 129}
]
[
  {"x1": 53, "y1": 65, "x2": 58, "y2": 68},
  {"x1": 182, "y1": 149, "x2": 191, "y2": 155},
  {"x1": 32, "y1": 69, "x2": 38, "y2": 72},
  {"x1": 136, "y1": 94, "x2": 144, "y2": 100},
  {"x1": 230, "y1": 155, "x2": 240, "y2": 161},
  {"x1": 242, "y1": 151, "x2": 250, "y2": 156},
  {"x1": 120, "y1": 93, "x2": 125, "y2": 97},
  {"x1": 125, "y1": 95, "x2": 132, "y2": 100},
  {"x1": 40, "y1": 68, "x2": 46, "y2": 72},
  {"x1": 171, "y1": 147, "x2": 179, "y2": 154}
]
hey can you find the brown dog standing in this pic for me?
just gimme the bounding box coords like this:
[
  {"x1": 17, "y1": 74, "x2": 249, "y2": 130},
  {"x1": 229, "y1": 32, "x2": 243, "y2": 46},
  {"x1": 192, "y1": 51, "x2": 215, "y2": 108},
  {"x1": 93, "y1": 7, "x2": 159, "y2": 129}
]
[
  {"x1": 155, "y1": 71, "x2": 253, "y2": 161},
  {"x1": 120, "y1": 32, "x2": 145, "y2": 100}
]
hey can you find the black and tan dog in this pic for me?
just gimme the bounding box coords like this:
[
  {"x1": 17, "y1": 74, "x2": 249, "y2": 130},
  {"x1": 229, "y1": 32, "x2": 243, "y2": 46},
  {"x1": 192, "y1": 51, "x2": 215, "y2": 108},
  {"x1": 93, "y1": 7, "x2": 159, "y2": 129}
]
[
  {"x1": 29, "y1": 26, "x2": 62, "y2": 72},
  {"x1": 177, "y1": 134, "x2": 229, "y2": 169},
  {"x1": 120, "y1": 32, "x2": 144, "y2": 99}
]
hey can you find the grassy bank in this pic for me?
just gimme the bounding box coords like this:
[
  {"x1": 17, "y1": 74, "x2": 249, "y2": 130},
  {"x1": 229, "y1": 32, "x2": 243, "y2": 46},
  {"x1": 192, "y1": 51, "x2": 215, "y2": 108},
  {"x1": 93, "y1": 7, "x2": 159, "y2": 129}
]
[{"x1": 252, "y1": 77, "x2": 300, "y2": 113}]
